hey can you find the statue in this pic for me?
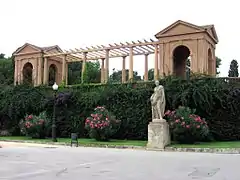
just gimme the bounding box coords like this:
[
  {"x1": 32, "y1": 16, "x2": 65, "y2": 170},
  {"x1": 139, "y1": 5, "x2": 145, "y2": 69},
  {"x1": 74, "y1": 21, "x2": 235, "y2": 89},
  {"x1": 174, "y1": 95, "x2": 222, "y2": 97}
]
[{"x1": 150, "y1": 80, "x2": 166, "y2": 120}]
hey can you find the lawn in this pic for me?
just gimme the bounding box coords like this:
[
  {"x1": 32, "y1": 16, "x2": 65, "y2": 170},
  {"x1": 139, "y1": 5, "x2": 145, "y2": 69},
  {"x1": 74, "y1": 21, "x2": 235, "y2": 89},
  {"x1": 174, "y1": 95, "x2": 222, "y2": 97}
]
[
  {"x1": 1, "y1": 136, "x2": 240, "y2": 148},
  {"x1": 0, "y1": 136, "x2": 147, "y2": 147}
]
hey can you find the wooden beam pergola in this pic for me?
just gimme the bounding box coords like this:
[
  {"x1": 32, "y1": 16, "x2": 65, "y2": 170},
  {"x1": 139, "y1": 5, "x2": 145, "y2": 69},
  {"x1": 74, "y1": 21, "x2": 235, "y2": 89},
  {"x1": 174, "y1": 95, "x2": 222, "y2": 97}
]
[{"x1": 43, "y1": 39, "x2": 159, "y2": 61}]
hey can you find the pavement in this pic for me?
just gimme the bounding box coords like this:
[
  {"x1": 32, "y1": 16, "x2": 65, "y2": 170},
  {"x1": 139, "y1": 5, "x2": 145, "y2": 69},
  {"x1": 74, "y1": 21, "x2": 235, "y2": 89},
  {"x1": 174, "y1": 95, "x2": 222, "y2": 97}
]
[{"x1": 0, "y1": 142, "x2": 240, "y2": 180}]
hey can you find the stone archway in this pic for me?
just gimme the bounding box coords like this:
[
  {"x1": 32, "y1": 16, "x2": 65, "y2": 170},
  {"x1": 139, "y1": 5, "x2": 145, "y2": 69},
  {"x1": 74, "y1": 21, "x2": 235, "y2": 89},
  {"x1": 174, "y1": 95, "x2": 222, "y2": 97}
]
[
  {"x1": 22, "y1": 62, "x2": 33, "y2": 85},
  {"x1": 172, "y1": 45, "x2": 191, "y2": 78},
  {"x1": 208, "y1": 48, "x2": 213, "y2": 75},
  {"x1": 48, "y1": 64, "x2": 58, "y2": 86}
]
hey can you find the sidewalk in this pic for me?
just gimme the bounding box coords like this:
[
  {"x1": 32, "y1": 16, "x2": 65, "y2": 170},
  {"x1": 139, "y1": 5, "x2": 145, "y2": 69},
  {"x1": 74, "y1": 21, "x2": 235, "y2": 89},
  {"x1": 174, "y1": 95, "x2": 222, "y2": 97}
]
[{"x1": 0, "y1": 141, "x2": 61, "y2": 148}]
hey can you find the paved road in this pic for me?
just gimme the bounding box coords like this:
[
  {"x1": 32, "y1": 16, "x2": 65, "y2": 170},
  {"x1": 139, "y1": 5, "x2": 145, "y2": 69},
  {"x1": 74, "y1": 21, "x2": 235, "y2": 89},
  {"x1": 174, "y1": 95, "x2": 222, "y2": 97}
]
[{"x1": 0, "y1": 145, "x2": 239, "y2": 180}]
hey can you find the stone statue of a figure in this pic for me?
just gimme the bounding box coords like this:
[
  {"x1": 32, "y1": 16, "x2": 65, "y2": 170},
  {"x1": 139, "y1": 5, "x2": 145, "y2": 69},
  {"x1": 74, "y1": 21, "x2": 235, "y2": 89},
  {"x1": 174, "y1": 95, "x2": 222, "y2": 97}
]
[{"x1": 150, "y1": 80, "x2": 166, "y2": 120}]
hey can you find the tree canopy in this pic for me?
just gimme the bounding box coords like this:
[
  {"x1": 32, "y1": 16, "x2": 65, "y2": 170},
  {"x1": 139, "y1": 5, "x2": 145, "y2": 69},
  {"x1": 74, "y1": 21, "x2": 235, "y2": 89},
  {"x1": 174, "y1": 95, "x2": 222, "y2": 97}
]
[
  {"x1": 0, "y1": 54, "x2": 14, "y2": 85},
  {"x1": 109, "y1": 69, "x2": 142, "y2": 82},
  {"x1": 228, "y1": 59, "x2": 239, "y2": 77}
]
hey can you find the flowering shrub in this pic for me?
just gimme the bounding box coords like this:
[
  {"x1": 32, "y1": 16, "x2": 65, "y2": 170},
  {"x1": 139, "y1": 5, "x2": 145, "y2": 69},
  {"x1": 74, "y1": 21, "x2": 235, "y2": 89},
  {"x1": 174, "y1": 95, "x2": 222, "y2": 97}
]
[
  {"x1": 19, "y1": 111, "x2": 49, "y2": 139},
  {"x1": 85, "y1": 106, "x2": 120, "y2": 141},
  {"x1": 164, "y1": 106, "x2": 209, "y2": 144}
]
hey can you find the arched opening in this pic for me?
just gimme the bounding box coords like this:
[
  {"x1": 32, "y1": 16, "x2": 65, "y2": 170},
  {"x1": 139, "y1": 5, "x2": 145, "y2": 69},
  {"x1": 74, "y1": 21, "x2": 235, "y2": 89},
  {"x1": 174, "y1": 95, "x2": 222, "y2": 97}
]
[
  {"x1": 173, "y1": 45, "x2": 191, "y2": 78},
  {"x1": 22, "y1": 62, "x2": 33, "y2": 85},
  {"x1": 49, "y1": 64, "x2": 57, "y2": 86},
  {"x1": 208, "y1": 48, "x2": 213, "y2": 75}
]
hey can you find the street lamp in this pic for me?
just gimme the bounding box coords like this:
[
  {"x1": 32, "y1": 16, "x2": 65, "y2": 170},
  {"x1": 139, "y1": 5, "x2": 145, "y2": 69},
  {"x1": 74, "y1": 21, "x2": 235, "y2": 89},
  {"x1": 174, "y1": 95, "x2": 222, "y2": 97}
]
[
  {"x1": 186, "y1": 65, "x2": 191, "y2": 81},
  {"x1": 52, "y1": 82, "x2": 58, "y2": 142}
]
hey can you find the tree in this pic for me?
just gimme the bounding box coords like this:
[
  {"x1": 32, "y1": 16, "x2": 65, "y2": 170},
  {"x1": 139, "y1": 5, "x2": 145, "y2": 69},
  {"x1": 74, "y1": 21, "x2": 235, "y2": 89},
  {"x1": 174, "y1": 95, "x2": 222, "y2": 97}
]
[
  {"x1": 68, "y1": 61, "x2": 101, "y2": 84},
  {"x1": 0, "y1": 53, "x2": 5, "y2": 59},
  {"x1": 147, "y1": 68, "x2": 154, "y2": 81},
  {"x1": 0, "y1": 54, "x2": 14, "y2": 85},
  {"x1": 82, "y1": 61, "x2": 101, "y2": 83},
  {"x1": 68, "y1": 62, "x2": 82, "y2": 85},
  {"x1": 216, "y1": 56, "x2": 222, "y2": 75},
  {"x1": 228, "y1": 59, "x2": 239, "y2": 77},
  {"x1": 109, "y1": 69, "x2": 142, "y2": 82}
]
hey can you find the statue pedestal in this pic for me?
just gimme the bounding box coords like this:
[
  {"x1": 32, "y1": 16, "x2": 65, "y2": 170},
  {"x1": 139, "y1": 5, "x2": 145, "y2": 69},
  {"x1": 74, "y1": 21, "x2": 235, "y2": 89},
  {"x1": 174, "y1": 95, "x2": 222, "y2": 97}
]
[{"x1": 147, "y1": 119, "x2": 171, "y2": 150}]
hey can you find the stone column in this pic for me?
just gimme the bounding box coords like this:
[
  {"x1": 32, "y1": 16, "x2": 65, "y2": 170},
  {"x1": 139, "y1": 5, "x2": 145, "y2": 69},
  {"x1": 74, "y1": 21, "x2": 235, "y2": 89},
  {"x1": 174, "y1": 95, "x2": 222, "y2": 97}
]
[
  {"x1": 154, "y1": 44, "x2": 159, "y2": 80},
  {"x1": 81, "y1": 52, "x2": 87, "y2": 83},
  {"x1": 61, "y1": 55, "x2": 67, "y2": 82},
  {"x1": 129, "y1": 47, "x2": 134, "y2": 81},
  {"x1": 14, "y1": 59, "x2": 18, "y2": 85},
  {"x1": 65, "y1": 62, "x2": 68, "y2": 85},
  {"x1": 212, "y1": 48, "x2": 216, "y2": 76},
  {"x1": 144, "y1": 54, "x2": 148, "y2": 81},
  {"x1": 37, "y1": 57, "x2": 43, "y2": 85},
  {"x1": 101, "y1": 58, "x2": 105, "y2": 83},
  {"x1": 104, "y1": 50, "x2": 109, "y2": 83},
  {"x1": 122, "y1": 56, "x2": 126, "y2": 83},
  {"x1": 18, "y1": 60, "x2": 22, "y2": 84},
  {"x1": 34, "y1": 58, "x2": 38, "y2": 86},
  {"x1": 159, "y1": 43, "x2": 166, "y2": 77},
  {"x1": 43, "y1": 57, "x2": 48, "y2": 85}
]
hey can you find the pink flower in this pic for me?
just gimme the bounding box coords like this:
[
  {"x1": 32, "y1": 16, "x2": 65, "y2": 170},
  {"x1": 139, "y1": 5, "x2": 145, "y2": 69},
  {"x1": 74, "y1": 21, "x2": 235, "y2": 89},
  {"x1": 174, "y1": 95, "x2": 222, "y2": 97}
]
[
  {"x1": 181, "y1": 122, "x2": 185, "y2": 125},
  {"x1": 165, "y1": 110, "x2": 171, "y2": 116},
  {"x1": 196, "y1": 125, "x2": 200, "y2": 128},
  {"x1": 175, "y1": 119, "x2": 180, "y2": 123},
  {"x1": 186, "y1": 125, "x2": 190, "y2": 128}
]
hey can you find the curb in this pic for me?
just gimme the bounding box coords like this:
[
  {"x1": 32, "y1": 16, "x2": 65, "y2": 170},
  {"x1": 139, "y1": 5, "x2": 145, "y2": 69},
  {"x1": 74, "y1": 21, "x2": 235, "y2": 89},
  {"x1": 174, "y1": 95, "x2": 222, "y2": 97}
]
[
  {"x1": 0, "y1": 140, "x2": 145, "y2": 150},
  {"x1": 1, "y1": 140, "x2": 240, "y2": 154},
  {"x1": 165, "y1": 147, "x2": 240, "y2": 154}
]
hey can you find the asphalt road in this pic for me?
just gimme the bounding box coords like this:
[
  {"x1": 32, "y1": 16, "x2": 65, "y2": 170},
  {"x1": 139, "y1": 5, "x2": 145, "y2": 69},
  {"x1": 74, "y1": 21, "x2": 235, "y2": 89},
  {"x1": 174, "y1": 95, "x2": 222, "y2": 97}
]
[{"x1": 0, "y1": 145, "x2": 239, "y2": 180}]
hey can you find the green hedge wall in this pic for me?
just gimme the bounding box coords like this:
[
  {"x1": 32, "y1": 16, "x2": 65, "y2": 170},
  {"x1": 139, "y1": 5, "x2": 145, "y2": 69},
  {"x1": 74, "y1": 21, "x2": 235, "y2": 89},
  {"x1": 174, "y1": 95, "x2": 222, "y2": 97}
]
[{"x1": 0, "y1": 77, "x2": 240, "y2": 140}]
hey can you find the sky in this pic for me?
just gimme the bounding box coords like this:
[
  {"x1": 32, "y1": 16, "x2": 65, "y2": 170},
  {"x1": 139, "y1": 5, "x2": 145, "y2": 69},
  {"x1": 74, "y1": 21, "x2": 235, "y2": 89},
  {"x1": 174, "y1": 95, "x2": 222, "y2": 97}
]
[{"x1": 0, "y1": 0, "x2": 239, "y2": 77}]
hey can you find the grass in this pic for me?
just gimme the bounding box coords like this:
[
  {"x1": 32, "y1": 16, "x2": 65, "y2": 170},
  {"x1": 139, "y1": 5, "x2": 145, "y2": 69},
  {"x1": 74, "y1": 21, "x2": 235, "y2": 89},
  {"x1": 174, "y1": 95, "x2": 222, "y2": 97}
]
[
  {"x1": 2, "y1": 136, "x2": 240, "y2": 148},
  {"x1": 170, "y1": 141, "x2": 240, "y2": 148},
  {"x1": 0, "y1": 136, "x2": 147, "y2": 147}
]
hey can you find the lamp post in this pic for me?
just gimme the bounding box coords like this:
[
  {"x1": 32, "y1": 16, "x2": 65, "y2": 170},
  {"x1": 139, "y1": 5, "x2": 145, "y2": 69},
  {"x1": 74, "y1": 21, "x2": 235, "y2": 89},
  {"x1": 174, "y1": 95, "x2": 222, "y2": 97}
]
[
  {"x1": 52, "y1": 82, "x2": 58, "y2": 142},
  {"x1": 186, "y1": 65, "x2": 191, "y2": 82}
]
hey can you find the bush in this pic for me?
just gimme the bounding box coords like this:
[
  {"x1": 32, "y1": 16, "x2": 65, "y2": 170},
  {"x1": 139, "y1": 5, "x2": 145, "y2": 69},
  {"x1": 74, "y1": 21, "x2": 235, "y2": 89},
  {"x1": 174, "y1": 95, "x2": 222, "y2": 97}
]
[
  {"x1": 85, "y1": 106, "x2": 120, "y2": 141},
  {"x1": 165, "y1": 106, "x2": 209, "y2": 144},
  {"x1": 19, "y1": 111, "x2": 49, "y2": 139},
  {"x1": 44, "y1": 92, "x2": 84, "y2": 137},
  {"x1": 0, "y1": 77, "x2": 240, "y2": 142}
]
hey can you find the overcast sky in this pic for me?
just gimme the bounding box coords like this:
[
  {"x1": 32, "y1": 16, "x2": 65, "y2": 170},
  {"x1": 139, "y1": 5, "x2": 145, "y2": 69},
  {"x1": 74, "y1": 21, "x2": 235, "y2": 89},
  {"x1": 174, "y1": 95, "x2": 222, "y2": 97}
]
[{"x1": 0, "y1": 0, "x2": 239, "y2": 77}]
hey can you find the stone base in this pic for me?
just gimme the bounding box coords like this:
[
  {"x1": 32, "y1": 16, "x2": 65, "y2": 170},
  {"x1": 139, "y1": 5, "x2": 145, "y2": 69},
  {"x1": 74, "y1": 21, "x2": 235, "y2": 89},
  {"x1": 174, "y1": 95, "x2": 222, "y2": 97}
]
[{"x1": 147, "y1": 119, "x2": 171, "y2": 149}]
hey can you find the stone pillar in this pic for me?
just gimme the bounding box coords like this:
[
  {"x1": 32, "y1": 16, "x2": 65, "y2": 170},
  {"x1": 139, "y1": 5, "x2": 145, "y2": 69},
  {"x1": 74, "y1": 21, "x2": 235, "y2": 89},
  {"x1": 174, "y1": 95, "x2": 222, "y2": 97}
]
[
  {"x1": 147, "y1": 119, "x2": 171, "y2": 150},
  {"x1": 37, "y1": 57, "x2": 43, "y2": 85},
  {"x1": 144, "y1": 54, "x2": 148, "y2": 81},
  {"x1": 81, "y1": 52, "x2": 87, "y2": 83},
  {"x1": 43, "y1": 57, "x2": 48, "y2": 85},
  {"x1": 101, "y1": 58, "x2": 105, "y2": 83},
  {"x1": 14, "y1": 59, "x2": 18, "y2": 85},
  {"x1": 122, "y1": 56, "x2": 126, "y2": 83},
  {"x1": 104, "y1": 50, "x2": 109, "y2": 83},
  {"x1": 212, "y1": 48, "x2": 216, "y2": 76},
  {"x1": 159, "y1": 43, "x2": 166, "y2": 77},
  {"x1": 18, "y1": 60, "x2": 22, "y2": 84},
  {"x1": 154, "y1": 45, "x2": 159, "y2": 80},
  {"x1": 61, "y1": 55, "x2": 67, "y2": 82},
  {"x1": 129, "y1": 47, "x2": 134, "y2": 81},
  {"x1": 65, "y1": 62, "x2": 68, "y2": 85},
  {"x1": 34, "y1": 58, "x2": 38, "y2": 86}
]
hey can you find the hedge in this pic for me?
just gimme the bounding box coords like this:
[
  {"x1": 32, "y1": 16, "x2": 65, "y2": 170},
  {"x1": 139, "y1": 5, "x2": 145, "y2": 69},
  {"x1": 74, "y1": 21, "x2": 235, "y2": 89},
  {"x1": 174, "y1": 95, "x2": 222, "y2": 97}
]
[{"x1": 0, "y1": 76, "x2": 240, "y2": 141}]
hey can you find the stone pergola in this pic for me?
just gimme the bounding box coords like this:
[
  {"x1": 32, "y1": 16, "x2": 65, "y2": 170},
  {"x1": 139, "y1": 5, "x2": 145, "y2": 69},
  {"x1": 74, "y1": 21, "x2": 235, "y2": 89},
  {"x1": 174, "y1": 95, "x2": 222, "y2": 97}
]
[{"x1": 13, "y1": 20, "x2": 218, "y2": 86}]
